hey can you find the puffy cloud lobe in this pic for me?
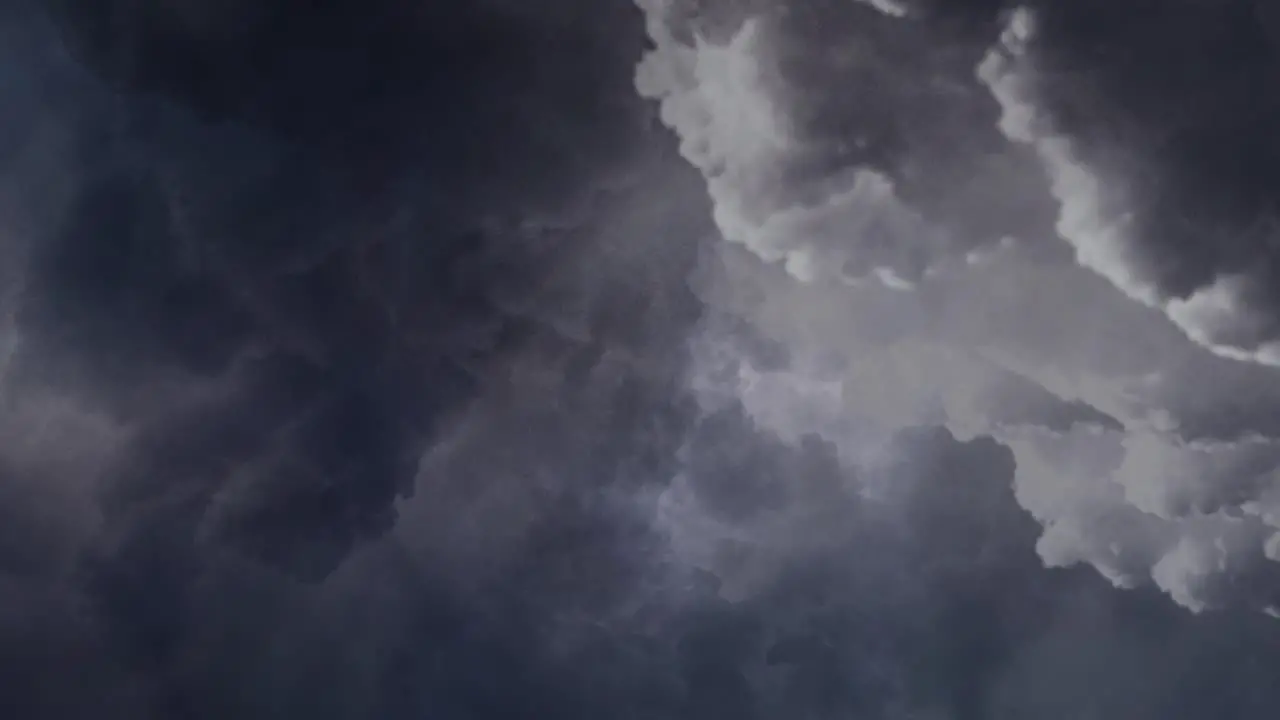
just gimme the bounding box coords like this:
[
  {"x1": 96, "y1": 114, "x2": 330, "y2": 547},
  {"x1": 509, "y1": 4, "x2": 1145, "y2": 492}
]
[
  {"x1": 646, "y1": 375, "x2": 1280, "y2": 718},
  {"x1": 971, "y1": 6, "x2": 1280, "y2": 612},
  {"x1": 637, "y1": 0, "x2": 1280, "y2": 614},
  {"x1": 980, "y1": 4, "x2": 1280, "y2": 366},
  {"x1": 634, "y1": 0, "x2": 1054, "y2": 290},
  {"x1": 695, "y1": 217, "x2": 1280, "y2": 614}
]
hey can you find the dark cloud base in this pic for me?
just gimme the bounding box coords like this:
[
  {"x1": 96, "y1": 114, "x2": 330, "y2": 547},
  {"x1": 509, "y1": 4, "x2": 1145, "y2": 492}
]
[{"x1": 5, "y1": 1, "x2": 1280, "y2": 719}]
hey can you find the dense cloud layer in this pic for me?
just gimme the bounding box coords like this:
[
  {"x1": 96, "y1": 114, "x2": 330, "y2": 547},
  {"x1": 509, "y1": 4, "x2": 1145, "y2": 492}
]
[
  {"x1": 636, "y1": 0, "x2": 1280, "y2": 617},
  {"x1": 7, "y1": 0, "x2": 1280, "y2": 719}
]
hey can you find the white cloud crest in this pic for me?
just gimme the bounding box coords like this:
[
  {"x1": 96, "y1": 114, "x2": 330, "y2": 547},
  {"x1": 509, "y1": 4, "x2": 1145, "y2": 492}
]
[{"x1": 636, "y1": 1, "x2": 1280, "y2": 614}]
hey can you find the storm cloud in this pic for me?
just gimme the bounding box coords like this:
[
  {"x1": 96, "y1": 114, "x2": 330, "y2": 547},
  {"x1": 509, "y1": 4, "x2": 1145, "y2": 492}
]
[
  {"x1": 636, "y1": 0, "x2": 1280, "y2": 616},
  {"x1": 7, "y1": 1, "x2": 1280, "y2": 719}
]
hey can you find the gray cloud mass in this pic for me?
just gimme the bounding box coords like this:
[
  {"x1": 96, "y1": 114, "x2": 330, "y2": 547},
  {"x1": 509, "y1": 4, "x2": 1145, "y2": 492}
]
[
  {"x1": 5, "y1": 1, "x2": 1280, "y2": 719},
  {"x1": 638, "y1": 0, "x2": 1280, "y2": 616}
]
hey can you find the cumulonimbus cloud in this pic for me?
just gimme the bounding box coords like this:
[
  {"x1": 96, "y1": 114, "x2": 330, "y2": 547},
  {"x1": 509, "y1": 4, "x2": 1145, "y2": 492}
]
[
  {"x1": 635, "y1": 0, "x2": 1280, "y2": 614},
  {"x1": 978, "y1": 7, "x2": 1280, "y2": 368}
]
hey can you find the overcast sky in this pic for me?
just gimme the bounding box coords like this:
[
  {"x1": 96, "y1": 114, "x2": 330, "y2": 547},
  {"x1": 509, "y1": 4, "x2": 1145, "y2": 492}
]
[{"x1": 6, "y1": 1, "x2": 1280, "y2": 718}]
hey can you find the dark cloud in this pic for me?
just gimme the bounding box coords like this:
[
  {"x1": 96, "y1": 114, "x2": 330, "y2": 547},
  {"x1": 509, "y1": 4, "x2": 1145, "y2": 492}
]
[
  {"x1": 13, "y1": 0, "x2": 665, "y2": 584},
  {"x1": 984, "y1": 1, "x2": 1280, "y2": 363},
  {"x1": 9, "y1": 1, "x2": 1280, "y2": 719}
]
